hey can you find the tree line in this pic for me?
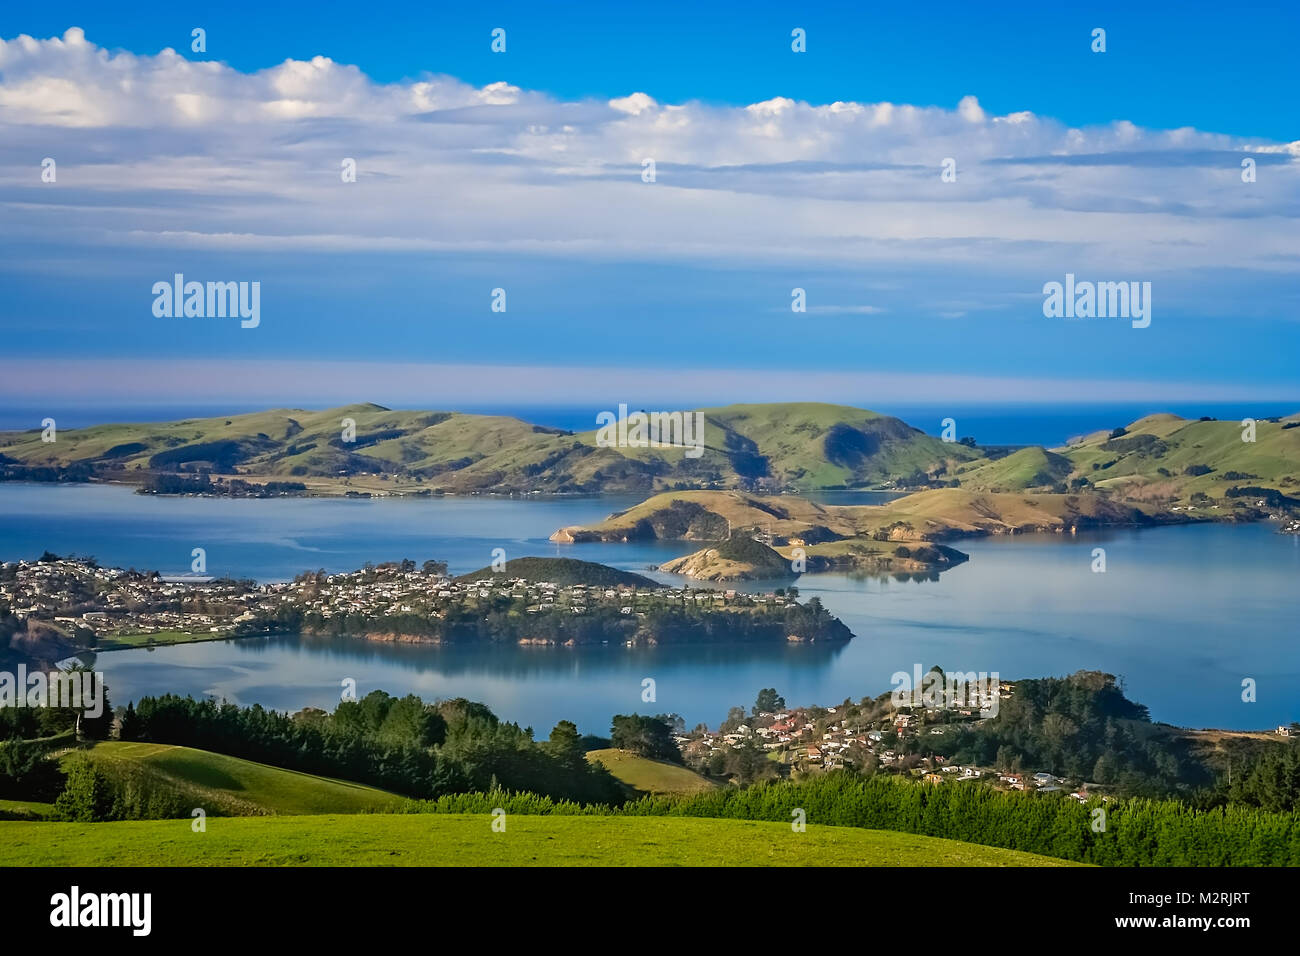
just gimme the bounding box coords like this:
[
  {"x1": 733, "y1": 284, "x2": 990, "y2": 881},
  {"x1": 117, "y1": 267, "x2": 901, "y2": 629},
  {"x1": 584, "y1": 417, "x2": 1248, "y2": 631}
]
[{"x1": 109, "y1": 691, "x2": 624, "y2": 811}]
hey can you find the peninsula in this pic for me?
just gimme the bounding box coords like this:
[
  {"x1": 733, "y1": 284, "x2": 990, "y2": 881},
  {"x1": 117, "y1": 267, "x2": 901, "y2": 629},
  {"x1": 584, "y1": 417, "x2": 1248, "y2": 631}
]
[
  {"x1": 0, "y1": 555, "x2": 854, "y2": 663},
  {"x1": 550, "y1": 487, "x2": 1158, "y2": 580}
]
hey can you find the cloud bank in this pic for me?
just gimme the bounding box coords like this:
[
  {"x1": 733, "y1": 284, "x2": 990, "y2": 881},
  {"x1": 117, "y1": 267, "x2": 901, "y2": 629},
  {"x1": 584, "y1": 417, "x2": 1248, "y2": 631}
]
[{"x1": 1, "y1": 26, "x2": 1296, "y2": 277}]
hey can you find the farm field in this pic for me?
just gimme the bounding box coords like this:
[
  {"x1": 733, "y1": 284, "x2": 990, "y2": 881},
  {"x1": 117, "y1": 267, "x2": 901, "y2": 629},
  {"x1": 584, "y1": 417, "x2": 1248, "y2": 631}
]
[{"x1": 0, "y1": 813, "x2": 1082, "y2": 867}]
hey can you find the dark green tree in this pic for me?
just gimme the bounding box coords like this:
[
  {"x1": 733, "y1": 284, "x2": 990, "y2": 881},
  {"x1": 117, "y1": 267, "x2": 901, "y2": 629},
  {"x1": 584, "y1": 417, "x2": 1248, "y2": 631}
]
[
  {"x1": 754, "y1": 688, "x2": 786, "y2": 715},
  {"x1": 53, "y1": 755, "x2": 116, "y2": 822},
  {"x1": 544, "y1": 720, "x2": 587, "y2": 773},
  {"x1": 610, "y1": 714, "x2": 681, "y2": 763}
]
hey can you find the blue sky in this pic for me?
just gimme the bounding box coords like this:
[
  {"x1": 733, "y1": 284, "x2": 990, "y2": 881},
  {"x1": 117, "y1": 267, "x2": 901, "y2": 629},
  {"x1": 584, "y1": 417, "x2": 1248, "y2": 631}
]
[{"x1": 0, "y1": 2, "x2": 1297, "y2": 409}]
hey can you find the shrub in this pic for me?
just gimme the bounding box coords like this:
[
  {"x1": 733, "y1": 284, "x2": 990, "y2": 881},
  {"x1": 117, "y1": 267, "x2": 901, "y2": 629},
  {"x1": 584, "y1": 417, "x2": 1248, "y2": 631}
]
[{"x1": 53, "y1": 755, "x2": 116, "y2": 822}]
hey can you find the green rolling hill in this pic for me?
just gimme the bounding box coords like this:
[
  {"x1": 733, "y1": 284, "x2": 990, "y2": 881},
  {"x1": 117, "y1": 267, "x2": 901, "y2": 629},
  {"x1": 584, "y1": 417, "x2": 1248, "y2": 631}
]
[
  {"x1": 687, "y1": 402, "x2": 979, "y2": 489},
  {"x1": 954, "y1": 446, "x2": 1074, "y2": 490},
  {"x1": 67, "y1": 742, "x2": 407, "y2": 816},
  {"x1": 1055, "y1": 413, "x2": 1300, "y2": 496},
  {"x1": 4, "y1": 403, "x2": 1295, "y2": 539},
  {"x1": 950, "y1": 414, "x2": 1300, "y2": 518},
  {"x1": 0, "y1": 401, "x2": 981, "y2": 495}
]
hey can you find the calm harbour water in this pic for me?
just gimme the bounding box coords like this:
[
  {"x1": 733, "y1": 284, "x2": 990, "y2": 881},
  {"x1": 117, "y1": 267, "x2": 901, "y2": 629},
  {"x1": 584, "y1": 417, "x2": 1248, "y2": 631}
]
[{"x1": 1, "y1": 482, "x2": 1296, "y2": 734}]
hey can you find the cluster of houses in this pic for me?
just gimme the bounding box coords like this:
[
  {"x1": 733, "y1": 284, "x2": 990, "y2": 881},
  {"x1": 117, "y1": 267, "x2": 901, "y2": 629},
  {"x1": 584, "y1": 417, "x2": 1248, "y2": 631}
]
[
  {"x1": 1, "y1": 557, "x2": 259, "y2": 638},
  {"x1": 263, "y1": 568, "x2": 791, "y2": 632},
  {"x1": 677, "y1": 693, "x2": 1100, "y2": 801},
  {"x1": 1, "y1": 558, "x2": 122, "y2": 620},
  {"x1": 680, "y1": 704, "x2": 960, "y2": 772}
]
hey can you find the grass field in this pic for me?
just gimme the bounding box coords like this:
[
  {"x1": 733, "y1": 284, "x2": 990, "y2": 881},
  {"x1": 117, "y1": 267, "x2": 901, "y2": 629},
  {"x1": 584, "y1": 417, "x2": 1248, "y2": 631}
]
[
  {"x1": 0, "y1": 798, "x2": 55, "y2": 821},
  {"x1": 72, "y1": 742, "x2": 407, "y2": 816},
  {"x1": 586, "y1": 749, "x2": 719, "y2": 795},
  {"x1": 96, "y1": 630, "x2": 226, "y2": 649},
  {"x1": 0, "y1": 814, "x2": 1081, "y2": 866}
]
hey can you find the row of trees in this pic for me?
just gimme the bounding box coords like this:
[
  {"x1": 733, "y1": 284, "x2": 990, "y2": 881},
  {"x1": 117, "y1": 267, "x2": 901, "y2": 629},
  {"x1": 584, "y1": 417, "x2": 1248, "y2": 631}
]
[
  {"x1": 0, "y1": 672, "x2": 114, "y2": 742},
  {"x1": 1227, "y1": 745, "x2": 1300, "y2": 812},
  {"x1": 117, "y1": 691, "x2": 624, "y2": 809}
]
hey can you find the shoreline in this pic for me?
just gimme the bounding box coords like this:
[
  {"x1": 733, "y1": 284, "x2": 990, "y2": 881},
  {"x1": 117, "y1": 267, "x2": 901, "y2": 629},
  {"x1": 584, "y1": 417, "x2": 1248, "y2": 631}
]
[
  {"x1": 88, "y1": 629, "x2": 295, "y2": 653},
  {"x1": 1, "y1": 477, "x2": 1291, "y2": 536}
]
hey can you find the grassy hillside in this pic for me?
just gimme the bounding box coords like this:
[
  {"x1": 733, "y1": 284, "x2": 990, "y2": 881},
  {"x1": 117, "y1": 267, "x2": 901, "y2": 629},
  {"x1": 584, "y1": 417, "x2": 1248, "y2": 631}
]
[
  {"x1": 1057, "y1": 414, "x2": 1300, "y2": 498},
  {"x1": 951, "y1": 414, "x2": 1300, "y2": 513},
  {"x1": 70, "y1": 742, "x2": 406, "y2": 816},
  {"x1": 580, "y1": 479, "x2": 1216, "y2": 579},
  {"x1": 872, "y1": 487, "x2": 1155, "y2": 536},
  {"x1": 553, "y1": 486, "x2": 1143, "y2": 545},
  {"x1": 687, "y1": 402, "x2": 981, "y2": 489},
  {"x1": 554, "y1": 489, "x2": 858, "y2": 542},
  {"x1": 0, "y1": 813, "x2": 1079, "y2": 866},
  {"x1": 554, "y1": 486, "x2": 1160, "y2": 579},
  {"x1": 954, "y1": 446, "x2": 1073, "y2": 490},
  {"x1": 585, "y1": 749, "x2": 719, "y2": 796},
  {"x1": 456, "y1": 557, "x2": 659, "y2": 589},
  {"x1": 0, "y1": 401, "x2": 981, "y2": 495},
  {"x1": 5, "y1": 402, "x2": 1295, "y2": 509}
]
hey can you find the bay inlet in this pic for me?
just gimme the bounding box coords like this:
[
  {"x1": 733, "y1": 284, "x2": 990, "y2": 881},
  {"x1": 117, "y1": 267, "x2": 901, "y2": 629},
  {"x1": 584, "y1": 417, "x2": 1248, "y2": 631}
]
[{"x1": 1, "y1": 482, "x2": 1295, "y2": 734}]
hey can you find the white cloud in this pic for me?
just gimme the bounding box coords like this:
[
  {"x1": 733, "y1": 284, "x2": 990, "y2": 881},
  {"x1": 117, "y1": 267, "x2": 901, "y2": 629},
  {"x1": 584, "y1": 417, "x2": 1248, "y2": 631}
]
[
  {"x1": 957, "y1": 95, "x2": 986, "y2": 123},
  {"x1": 0, "y1": 26, "x2": 1296, "y2": 285},
  {"x1": 609, "y1": 92, "x2": 656, "y2": 115}
]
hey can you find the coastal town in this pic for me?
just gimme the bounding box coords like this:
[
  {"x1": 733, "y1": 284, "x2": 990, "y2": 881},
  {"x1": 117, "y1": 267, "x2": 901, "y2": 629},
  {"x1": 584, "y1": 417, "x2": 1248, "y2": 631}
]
[
  {"x1": 0, "y1": 554, "x2": 839, "y2": 649},
  {"x1": 673, "y1": 684, "x2": 1299, "y2": 800},
  {"x1": 675, "y1": 692, "x2": 1113, "y2": 801}
]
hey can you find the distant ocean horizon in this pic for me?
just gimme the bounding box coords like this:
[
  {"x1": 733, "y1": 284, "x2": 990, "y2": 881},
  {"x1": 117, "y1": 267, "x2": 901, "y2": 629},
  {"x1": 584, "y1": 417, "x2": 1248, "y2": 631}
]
[{"x1": 1, "y1": 401, "x2": 1294, "y2": 449}]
